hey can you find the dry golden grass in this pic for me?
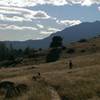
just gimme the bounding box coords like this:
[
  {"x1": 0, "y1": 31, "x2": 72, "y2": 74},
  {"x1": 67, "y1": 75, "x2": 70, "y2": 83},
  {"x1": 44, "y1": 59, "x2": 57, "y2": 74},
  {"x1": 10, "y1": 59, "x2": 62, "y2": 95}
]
[
  {"x1": 0, "y1": 65, "x2": 51, "y2": 100},
  {"x1": 0, "y1": 49, "x2": 100, "y2": 99},
  {"x1": 37, "y1": 52, "x2": 100, "y2": 100}
]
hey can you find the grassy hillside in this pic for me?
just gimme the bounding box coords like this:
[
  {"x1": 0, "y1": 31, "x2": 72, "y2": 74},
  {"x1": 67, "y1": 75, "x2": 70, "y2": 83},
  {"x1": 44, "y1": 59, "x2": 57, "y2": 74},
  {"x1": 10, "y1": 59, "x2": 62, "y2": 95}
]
[
  {"x1": 0, "y1": 36, "x2": 100, "y2": 100},
  {"x1": 0, "y1": 52, "x2": 100, "y2": 100}
]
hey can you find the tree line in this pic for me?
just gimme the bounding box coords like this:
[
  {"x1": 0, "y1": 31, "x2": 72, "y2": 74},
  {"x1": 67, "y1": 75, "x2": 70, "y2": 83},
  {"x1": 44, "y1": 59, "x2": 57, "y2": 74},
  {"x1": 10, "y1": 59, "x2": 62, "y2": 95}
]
[{"x1": 0, "y1": 36, "x2": 65, "y2": 67}]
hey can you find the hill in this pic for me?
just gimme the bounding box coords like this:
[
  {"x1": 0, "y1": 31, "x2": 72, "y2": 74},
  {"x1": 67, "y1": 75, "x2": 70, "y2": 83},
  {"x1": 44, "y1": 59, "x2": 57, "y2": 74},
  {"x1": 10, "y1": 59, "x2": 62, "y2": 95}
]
[
  {"x1": 0, "y1": 52, "x2": 100, "y2": 100},
  {"x1": 0, "y1": 35, "x2": 100, "y2": 67},
  {"x1": 0, "y1": 35, "x2": 100, "y2": 99},
  {"x1": 3, "y1": 21, "x2": 100, "y2": 49}
]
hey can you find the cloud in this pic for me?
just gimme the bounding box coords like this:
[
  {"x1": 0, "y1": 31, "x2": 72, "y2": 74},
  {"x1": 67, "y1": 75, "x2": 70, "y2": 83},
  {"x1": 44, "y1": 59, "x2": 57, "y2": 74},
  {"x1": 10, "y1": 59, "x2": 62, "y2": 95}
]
[
  {"x1": 0, "y1": 6, "x2": 50, "y2": 22},
  {"x1": 0, "y1": 24, "x2": 38, "y2": 30},
  {"x1": 0, "y1": 0, "x2": 100, "y2": 7},
  {"x1": 0, "y1": 14, "x2": 30, "y2": 22},
  {"x1": 40, "y1": 31, "x2": 53, "y2": 35},
  {"x1": 32, "y1": 11, "x2": 50, "y2": 19},
  {"x1": 37, "y1": 24, "x2": 44, "y2": 29},
  {"x1": 67, "y1": 0, "x2": 93, "y2": 6},
  {"x1": 36, "y1": 37, "x2": 43, "y2": 40},
  {"x1": 98, "y1": 6, "x2": 100, "y2": 11},
  {"x1": 0, "y1": 0, "x2": 68, "y2": 7},
  {"x1": 56, "y1": 20, "x2": 81, "y2": 26},
  {"x1": 40, "y1": 27, "x2": 60, "y2": 35},
  {"x1": 48, "y1": 27, "x2": 61, "y2": 32}
]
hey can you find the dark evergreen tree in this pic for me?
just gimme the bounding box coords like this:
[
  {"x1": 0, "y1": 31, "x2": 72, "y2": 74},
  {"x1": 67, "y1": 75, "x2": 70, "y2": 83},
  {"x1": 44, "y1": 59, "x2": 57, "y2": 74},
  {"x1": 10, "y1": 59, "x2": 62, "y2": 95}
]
[
  {"x1": 0, "y1": 42, "x2": 8, "y2": 61},
  {"x1": 46, "y1": 48, "x2": 61, "y2": 62},
  {"x1": 50, "y1": 36, "x2": 63, "y2": 48}
]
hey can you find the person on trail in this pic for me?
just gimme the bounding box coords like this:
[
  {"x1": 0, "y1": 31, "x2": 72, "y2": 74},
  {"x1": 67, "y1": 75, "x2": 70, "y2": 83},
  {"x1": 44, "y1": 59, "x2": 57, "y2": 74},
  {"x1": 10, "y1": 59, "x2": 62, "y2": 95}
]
[
  {"x1": 38, "y1": 72, "x2": 41, "y2": 77},
  {"x1": 69, "y1": 60, "x2": 73, "y2": 69}
]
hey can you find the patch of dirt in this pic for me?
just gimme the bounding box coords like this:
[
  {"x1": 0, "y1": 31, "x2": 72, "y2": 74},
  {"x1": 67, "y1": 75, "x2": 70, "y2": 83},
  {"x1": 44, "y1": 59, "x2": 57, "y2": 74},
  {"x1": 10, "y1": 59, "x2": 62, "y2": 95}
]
[{"x1": 48, "y1": 87, "x2": 61, "y2": 100}]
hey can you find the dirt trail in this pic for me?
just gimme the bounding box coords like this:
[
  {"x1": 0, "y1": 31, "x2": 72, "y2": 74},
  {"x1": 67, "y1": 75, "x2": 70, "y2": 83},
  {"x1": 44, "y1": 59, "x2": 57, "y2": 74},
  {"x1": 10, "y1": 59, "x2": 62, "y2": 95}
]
[{"x1": 48, "y1": 86, "x2": 61, "y2": 100}]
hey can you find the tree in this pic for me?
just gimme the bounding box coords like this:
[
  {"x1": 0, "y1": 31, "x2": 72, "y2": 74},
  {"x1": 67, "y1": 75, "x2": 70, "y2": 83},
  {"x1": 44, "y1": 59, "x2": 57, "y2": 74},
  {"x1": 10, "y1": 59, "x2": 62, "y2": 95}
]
[
  {"x1": 8, "y1": 43, "x2": 16, "y2": 61},
  {"x1": 46, "y1": 36, "x2": 63, "y2": 62},
  {"x1": 24, "y1": 47, "x2": 38, "y2": 58},
  {"x1": 67, "y1": 48, "x2": 75, "y2": 54},
  {"x1": 46, "y1": 48, "x2": 61, "y2": 62},
  {"x1": 50, "y1": 36, "x2": 63, "y2": 48},
  {"x1": 0, "y1": 42, "x2": 8, "y2": 61},
  {"x1": 24, "y1": 47, "x2": 30, "y2": 57}
]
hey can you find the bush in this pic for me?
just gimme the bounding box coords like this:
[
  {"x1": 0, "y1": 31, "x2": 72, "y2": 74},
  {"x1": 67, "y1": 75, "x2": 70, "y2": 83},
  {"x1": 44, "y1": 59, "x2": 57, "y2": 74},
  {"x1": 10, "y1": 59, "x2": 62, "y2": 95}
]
[
  {"x1": 80, "y1": 49, "x2": 86, "y2": 53},
  {"x1": 0, "y1": 81, "x2": 28, "y2": 98},
  {"x1": 62, "y1": 46, "x2": 67, "y2": 50},
  {"x1": 46, "y1": 48, "x2": 62, "y2": 62},
  {"x1": 67, "y1": 48, "x2": 75, "y2": 54},
  {"x1": 78, "y1": 39, "x2": 87, "y2": 43}
]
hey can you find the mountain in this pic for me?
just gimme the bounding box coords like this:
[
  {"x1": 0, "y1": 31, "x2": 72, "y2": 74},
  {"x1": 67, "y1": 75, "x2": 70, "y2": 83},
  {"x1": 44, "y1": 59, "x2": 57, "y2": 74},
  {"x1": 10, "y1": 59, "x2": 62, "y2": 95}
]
[{"x1": 3, "y1": 21, "x2": 100, "y2": 49}]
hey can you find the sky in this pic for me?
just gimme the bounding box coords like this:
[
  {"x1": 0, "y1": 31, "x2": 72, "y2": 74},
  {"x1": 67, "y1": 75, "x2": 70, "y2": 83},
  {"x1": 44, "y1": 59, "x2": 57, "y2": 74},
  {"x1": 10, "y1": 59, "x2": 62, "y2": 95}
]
[{"x1": 0, "y1": 0, "x2": 100, "y2": 41}]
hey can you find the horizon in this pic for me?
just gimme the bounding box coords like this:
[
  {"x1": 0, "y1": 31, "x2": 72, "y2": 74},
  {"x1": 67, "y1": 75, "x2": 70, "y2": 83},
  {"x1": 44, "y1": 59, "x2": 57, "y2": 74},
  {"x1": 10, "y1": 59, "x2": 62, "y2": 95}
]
[{"x1": 0, "y1": 0, "x2": 100, "y2": 41}]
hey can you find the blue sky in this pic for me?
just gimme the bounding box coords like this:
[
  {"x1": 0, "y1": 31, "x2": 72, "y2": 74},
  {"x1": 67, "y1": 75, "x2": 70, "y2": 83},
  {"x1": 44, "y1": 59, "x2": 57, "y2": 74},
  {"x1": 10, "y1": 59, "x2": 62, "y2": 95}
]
[{"x1": 0, "y1": 0, "x2": 100, "y2": 41}]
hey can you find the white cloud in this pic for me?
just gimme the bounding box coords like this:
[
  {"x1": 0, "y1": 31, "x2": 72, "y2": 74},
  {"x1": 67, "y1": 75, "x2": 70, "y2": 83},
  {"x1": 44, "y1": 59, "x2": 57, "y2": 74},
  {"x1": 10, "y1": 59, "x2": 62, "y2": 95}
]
[
  {"x1": 0, "y1": 0, "x2": 68, "y2": 7},
  {"x1": 48, "y1": 27, "x2": 60, "y2": 32},
  {"x1": 98, "y1": 6, "x2": 100, "y2": 11},
  {"x1": 0, "y1": 14, "x2": 30, "y2": 22},
  {"x1": 36, "y1": 37, "x2": 43, "y2": 40},
  {"x1": 0, "y1": 24, "x2": 38, "y2": 30},
  {"x1": 37, "y1": 24, "x2": 44, "y2": 29},
  {"x1": 40, "y1": 31, "x2": 53, "y2": 35},
  {"x1": 40, "y1": 27, "x2": 60, "y2": 35},
  {"x1": 56, "y1": 20, "x2": 81, "y2": 26},
  {"x1": 67, "y1": 0, "x2": 100, "y2": 6},
  {"x1": 0, "y1": 0, "x2": 100, "y2": 7},
  {"x1": 0, "y1": 6, "x2": 50, "y2": 22}
]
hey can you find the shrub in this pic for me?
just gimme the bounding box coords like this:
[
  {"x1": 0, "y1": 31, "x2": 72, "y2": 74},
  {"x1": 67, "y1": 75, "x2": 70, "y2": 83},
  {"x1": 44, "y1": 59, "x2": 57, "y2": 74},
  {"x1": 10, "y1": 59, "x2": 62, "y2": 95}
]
[
  {"x1": 0, "y1": 81, "x2": 28, "y2": 98},
  {"x1": 67, "y1": 48, "x2": 75, "y2": 54},
  {"x1": 78, "y1": 39, "x2": 87, "y2": 43},
  {"x1": 80, "y1": 49, "x2": 86, "y2": 53},
  {"x1": 46, "y1": 48, "x2": 62, "y2": 62},
  {"x1": 62, "y1": 46, "x2": 67, "y2": 50}
]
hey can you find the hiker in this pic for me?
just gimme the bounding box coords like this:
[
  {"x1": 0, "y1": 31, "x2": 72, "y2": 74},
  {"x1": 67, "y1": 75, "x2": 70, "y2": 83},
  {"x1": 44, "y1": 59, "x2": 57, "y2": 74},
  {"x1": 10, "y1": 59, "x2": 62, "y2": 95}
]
[
  {"x1": 69, "y1": 60, "x2": 73, "y2": 69},
  {"x1": 38, "y1": 72, "x2": 40, "y2": 76}
]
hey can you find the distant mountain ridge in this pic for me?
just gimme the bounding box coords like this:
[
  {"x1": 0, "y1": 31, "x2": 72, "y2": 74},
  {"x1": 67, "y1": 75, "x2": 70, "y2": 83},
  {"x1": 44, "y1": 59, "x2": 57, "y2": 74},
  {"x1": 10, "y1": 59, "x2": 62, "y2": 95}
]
[{"x1": 2, "y1": 21, "x2": 100, "y2": 49}]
